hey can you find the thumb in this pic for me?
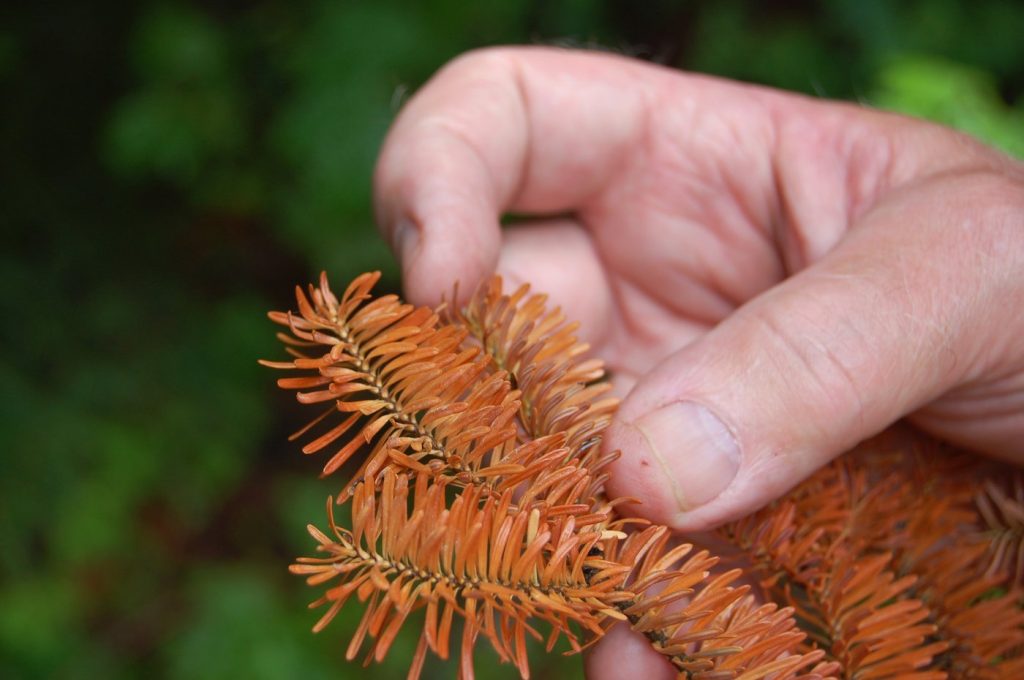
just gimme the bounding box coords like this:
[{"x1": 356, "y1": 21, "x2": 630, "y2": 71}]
[{"x1": 603, "y1": 169, "x2": 1023, "y2": 531}]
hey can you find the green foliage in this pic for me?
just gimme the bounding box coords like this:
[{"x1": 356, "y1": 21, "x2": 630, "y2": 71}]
[
  {"x1": 105, "y1": 4, "x2": 244, "y2": 185},
  {"x1": 103, "y1": 4, "x2": 256, "y2": 213},
  {"x1": 872, "y1": 55, "x2": 1024, "y2": 158},
  {"x1": 2, "y1": 0, "x2": 1022, "y2": 678},
  {"x1": 165, "y1": 568, "x2": 338, "y2": 680}
]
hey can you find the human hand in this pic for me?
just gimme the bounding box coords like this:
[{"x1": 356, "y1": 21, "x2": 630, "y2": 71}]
[{"x1": 373, "y1": 47, "x2": 1024, "y2": 678}]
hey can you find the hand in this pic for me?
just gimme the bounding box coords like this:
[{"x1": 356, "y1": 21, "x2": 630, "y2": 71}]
[{"x1": 373, "y1": 47, "x2": 1024, "y2": 678}]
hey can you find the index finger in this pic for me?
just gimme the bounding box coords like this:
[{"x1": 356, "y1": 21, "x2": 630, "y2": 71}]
[{"x1": 373, "y1": 46, "x2": 665, "y2": 304}]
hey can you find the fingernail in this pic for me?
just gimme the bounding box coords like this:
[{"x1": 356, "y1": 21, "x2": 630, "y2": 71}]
[
  {"x1": 632, "y1": 402, "x2": 740, "y2": 511},
  {"x1": 393, "y1": 218, "x2": 420, "y2": 266}
]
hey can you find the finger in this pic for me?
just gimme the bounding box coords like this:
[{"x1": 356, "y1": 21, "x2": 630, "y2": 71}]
[
  {"x1": 583, "y1": 622, "x2": 676, "y2": 680},
  {"x1": 604, "y1": 168, "x2": 1024, "y2": 531},
  {"x1": 374, "y1": 47, "x2": 693, "y2": 305}
]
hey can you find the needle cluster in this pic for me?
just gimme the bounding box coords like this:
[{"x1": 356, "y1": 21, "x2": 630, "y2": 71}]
[{"x1": 263, "y1": 272, "x2": 1024, "y2": 679}]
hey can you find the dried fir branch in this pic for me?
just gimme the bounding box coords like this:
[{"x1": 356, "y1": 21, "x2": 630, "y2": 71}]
[
  {"x1": 447, "y1": 277, "x2": 831, "y2": 678},
  {"x1": 268, "y1": 273, "x2": 825, "y2": 679},
  {"x1": 266, "y1": 271, "x2": 1024, "y2": 680},
  {"x1": 833, "y1": 443, "x2": 1024, "y2": 677},
  {"x1": 259, "y1": 272, "x2": 620, "y2": 540},
  {"x1": 717, "y1": 460, "x2": 918, "y2": 675},
  {"x1": 291, "y1": 468, "x2": 620, "y2": 680},
  {"x1": 719, "y1": 443, "x2": 1024, "y2": 678},
  {"x1": 603, "y1": 525, "x2": 836, "y2": 679},
  {"x1": 888, "y1": 456, "x2": 1024, "y2": 678},
  {"x1": 261, "y1": 272, "x2": 495, "y2": 483},
  {"x1": 721, "y1": 507, "x2": 948, "y2": 677},
  {"x1": 262, "y1": 272, "x2": 607, "y2": 511},
  {"x1": 975, "y1": 473, "x2": 1024, "y2": 587},
  {"x1": 449, "y1": 278, "x2": 619, "y2": 473},
  {"x1": 291, "y1": 472, "x2": 827, "y2": 680}
]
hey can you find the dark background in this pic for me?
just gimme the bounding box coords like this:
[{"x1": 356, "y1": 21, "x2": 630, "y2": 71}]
[{"x1": 2, "y1": 1, "x2": 1022, "y2": 678}]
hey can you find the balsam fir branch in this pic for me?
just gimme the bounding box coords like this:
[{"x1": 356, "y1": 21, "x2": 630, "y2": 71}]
[{"x1": 264, "y1": 272, "x2": 1024, "y2": 679}]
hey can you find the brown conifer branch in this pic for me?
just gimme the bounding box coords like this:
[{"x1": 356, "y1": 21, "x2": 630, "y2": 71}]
[
  {"x1": 881, "y1": 458, "x2": 1024, "y2": 677},
  {"x1": 272, "y1": 273, "x2": 828, "y2": 679},
  {"x1": 716, "y1": 459, "x2": 955, "y2": 678},
  {"x1": 832, "y1": 446, "x2": 1024, "y2": 677},
  {"x1": 291, "y1": 469, "x2": 622, "y2": 679},
  {"x1": 447, "y1": 277, "x2": 834, "y2": 677},
  {"x1": 722, "y1": 446, "x2": 1024, "y2": 678},
  {"x1": 266, "y1": 272, "x2": 1024, "y2": 680},
  {"x1": 293, "y1": 471, "x2": 827, "y2": 680},
  {"x1": 261, "y1": 272, "x2": 496, "y2": 482},
  {"x1": 975, "y1": 473, "x2": 1024, "y2": 586},
  {"x1": 263, "y1": 273, "x2": 607, "y2": 510},
  {"x1": 448, "y1": 278, "x2": 618, "y2": 473},
  {"x1": 603, "y1": 526, "x2": 834, "y2": 679}
]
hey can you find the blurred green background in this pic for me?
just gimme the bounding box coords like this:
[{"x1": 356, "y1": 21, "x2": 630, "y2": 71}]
[{"x1": 2, "y1": 1, "x2": 1022, "y2": 678}]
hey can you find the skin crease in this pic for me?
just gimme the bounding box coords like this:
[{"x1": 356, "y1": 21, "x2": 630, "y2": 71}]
[{"x1": 372, "y1": 47, "x2": 1024, "y2": 678}]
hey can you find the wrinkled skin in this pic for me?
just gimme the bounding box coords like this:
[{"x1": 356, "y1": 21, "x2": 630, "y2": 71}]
[{"x1": 372, "y1": 47, "x2": 1024, "y2": 678}]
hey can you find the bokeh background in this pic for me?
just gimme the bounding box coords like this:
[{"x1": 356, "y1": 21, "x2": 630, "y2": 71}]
[{"x1": 2, "y1": 1, "x2": 1023, "y2": 678}]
